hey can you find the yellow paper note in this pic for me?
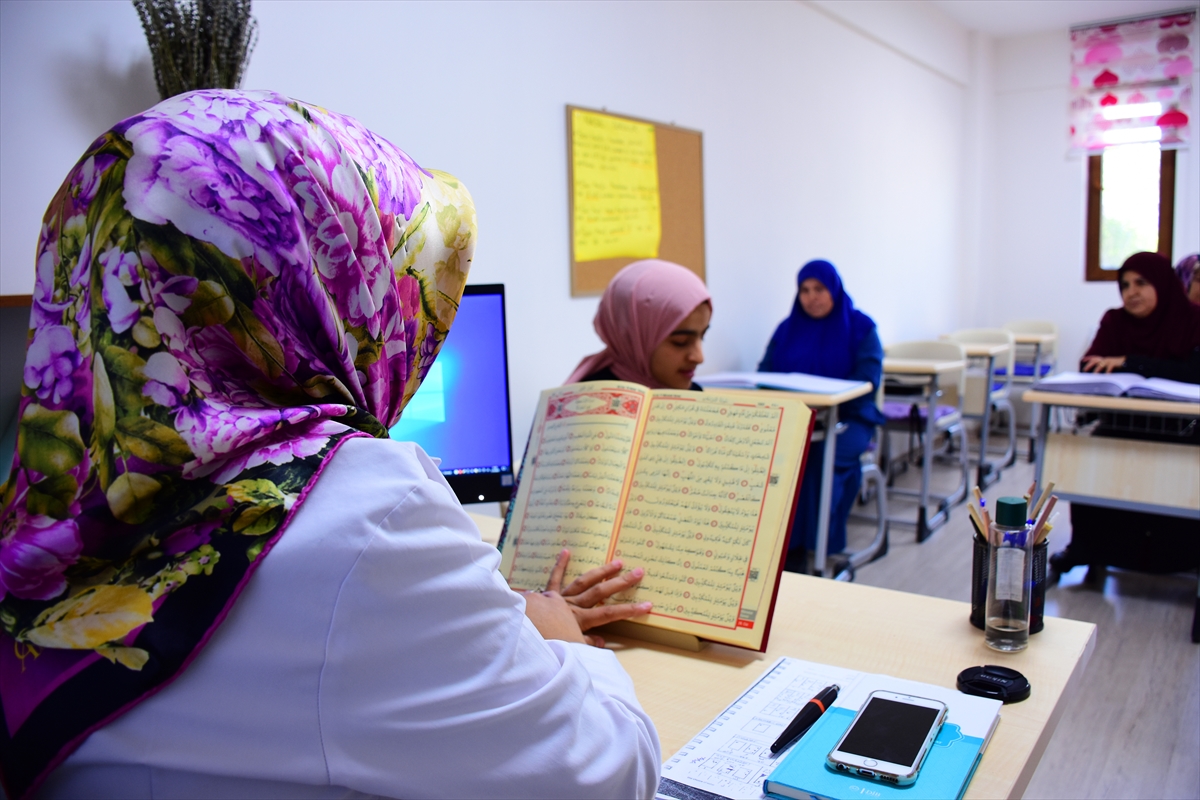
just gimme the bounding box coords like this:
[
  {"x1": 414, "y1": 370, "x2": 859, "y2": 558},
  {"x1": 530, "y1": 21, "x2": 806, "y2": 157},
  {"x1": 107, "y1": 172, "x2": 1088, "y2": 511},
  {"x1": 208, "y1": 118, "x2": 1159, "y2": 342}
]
[{"x1": 572, "y1": 109, "x2": 662, "y2": 262}]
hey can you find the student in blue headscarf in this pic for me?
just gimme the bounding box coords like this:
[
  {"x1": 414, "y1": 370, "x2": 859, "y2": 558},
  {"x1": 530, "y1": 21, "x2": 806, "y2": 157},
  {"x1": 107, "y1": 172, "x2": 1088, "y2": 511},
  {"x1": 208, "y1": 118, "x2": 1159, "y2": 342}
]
[{"x1": 759, "y1": 260, "x2": 885, "y2": 571}]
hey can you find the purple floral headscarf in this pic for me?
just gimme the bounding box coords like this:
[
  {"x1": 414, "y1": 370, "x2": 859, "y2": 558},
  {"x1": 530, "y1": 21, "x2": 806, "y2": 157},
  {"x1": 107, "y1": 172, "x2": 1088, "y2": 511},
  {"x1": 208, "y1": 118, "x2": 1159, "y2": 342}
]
[{"x1": 0, "y1": 89, "x2": 475, "y2": 799}]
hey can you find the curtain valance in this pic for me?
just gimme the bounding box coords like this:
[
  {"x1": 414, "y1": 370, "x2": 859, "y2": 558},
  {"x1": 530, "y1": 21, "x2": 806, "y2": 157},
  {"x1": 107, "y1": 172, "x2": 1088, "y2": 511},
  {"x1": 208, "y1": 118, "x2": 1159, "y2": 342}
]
[{"x1": 1070, "y1": 9, "x2": 1195, "y2": 152}]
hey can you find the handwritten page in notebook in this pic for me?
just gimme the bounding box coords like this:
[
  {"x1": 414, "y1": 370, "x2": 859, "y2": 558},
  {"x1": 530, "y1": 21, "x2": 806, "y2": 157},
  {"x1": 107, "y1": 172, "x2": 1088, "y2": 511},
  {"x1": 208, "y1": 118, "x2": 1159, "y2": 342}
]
[
  {"x1": 613, "y1": 393, "x2": 806, "y2": 645},
  {"x1": 501, "y1": 385, "x2": 646, "y2": 590},
  {"x1": 657, "y1": 657, "x2": 866, "y2": 800}
]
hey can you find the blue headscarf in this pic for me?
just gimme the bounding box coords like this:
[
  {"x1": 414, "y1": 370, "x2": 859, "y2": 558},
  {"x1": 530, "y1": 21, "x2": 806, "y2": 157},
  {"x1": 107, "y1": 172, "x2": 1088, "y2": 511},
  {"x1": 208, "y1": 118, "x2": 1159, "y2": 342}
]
[{"x1": 762, "y1": 260, "x2": 877, "y2": 379}]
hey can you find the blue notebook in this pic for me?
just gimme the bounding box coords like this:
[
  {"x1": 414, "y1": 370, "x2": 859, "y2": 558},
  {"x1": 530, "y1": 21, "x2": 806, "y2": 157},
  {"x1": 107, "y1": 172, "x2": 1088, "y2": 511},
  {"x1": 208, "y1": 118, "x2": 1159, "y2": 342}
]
[{"x1": 764, "y1": 706, "x2": 997, "y2": 800}]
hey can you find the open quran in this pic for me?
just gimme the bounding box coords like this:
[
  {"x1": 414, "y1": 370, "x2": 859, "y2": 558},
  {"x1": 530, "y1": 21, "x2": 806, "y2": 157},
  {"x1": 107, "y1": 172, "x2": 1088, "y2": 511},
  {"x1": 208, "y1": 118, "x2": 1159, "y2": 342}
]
[{"x1": 498, "y1": 381, "x2": 814, "y2": 650}]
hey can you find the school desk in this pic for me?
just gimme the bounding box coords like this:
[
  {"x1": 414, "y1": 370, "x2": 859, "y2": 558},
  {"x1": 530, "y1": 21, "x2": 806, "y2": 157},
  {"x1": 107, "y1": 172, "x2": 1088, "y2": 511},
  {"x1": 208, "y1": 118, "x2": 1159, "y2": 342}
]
[
  {"x1": 707, "y1": 383, "x2": 874, "y2": 578},
  {"x1": 470, "y1": 509, "x2": 1100, "y2": 797},
  {"x1": 1009, "y1": 332, "x2": 1057, "y2": 461},
  {"x1": 954, "y1": 340, "x2": 1013, "y2": 488},
  {"x1": 607, "y1": 572, "x2": 1097, "y2": 800},
  {"x1": 1022, "y1": 390, "x2": 1200, "y2": 519},
  {"x1": 1024, "y1": 389, "x2": 1200, "y2": 641},
  {"x1": 882, "y1": 356, "x2": 968, "y2": 541}
]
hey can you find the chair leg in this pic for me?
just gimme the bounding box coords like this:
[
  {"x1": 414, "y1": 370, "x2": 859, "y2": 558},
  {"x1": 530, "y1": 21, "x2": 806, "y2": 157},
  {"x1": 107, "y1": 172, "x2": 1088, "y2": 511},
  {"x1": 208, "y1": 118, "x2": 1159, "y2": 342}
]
[
  {"x1": 991, "y1": 399, "x2": 1017, "y2": 469},
  {"x1": 945, "y1": 422, "x2": 969, "y2": 507},
  {"x1": 846, "y1": 462, "x2": 888, "y2": 571}
]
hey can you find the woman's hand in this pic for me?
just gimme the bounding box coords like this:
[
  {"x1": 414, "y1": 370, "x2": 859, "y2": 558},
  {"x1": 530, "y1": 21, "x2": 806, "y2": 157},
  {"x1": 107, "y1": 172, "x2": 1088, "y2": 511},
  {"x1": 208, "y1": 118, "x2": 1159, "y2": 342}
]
[
  {"x1": 1081, "y1": 355, "x2": 1127, "y2": 373},
  {"x1": 521, "y1": 590, "x2": 590, "y2": 645},
  {"x1": 544, "y1": 549, "x2": 652, "y2": 647}
]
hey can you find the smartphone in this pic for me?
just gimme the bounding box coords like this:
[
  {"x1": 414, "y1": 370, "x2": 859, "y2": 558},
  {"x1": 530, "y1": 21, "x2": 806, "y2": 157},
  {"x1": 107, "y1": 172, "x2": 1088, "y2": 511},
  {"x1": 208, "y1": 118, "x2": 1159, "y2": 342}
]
[{"x1": 825, "y1": 690, "x2": 947, "y2": 786}]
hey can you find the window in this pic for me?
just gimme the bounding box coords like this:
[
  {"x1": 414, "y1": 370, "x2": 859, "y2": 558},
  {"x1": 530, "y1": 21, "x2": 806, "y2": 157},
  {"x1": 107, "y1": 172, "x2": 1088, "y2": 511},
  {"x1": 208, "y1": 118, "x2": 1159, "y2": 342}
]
[{"x1": 1085, "y1": 144, "x2": 1176, "y2": 282}]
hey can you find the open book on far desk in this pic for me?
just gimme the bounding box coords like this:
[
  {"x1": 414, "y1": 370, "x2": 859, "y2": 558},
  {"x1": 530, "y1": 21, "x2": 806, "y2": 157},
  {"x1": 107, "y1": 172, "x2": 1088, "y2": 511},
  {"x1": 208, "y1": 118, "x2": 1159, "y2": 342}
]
[
  {"x1": 498, "y1": 381, "x2": 814, "y2": 651},
  {"x1": 1033, "y1": 371, "x2": 1200, "y2": 403},
  {"x1": 696, "y1": 371, "x2": 866, "y2": 395}
]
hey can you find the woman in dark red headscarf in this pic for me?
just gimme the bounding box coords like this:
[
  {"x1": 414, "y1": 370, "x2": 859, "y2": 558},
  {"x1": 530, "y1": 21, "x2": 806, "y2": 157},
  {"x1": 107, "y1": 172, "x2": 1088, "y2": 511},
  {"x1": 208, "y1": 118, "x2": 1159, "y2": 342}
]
[
  {"x1": 1081, "y1": 251, "x2": 1200, "y2": 383},
  {"x1": 1053, "y1": 251, "x2": 1200, "y2": 585}
]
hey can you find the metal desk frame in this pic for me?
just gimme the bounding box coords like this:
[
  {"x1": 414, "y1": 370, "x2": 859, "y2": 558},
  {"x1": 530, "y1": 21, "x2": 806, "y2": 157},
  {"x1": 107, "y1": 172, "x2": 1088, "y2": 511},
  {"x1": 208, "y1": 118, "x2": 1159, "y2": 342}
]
[
  {"x1": 882, "y1": 358, "x2": 968, "y2": 542},
  {"x1": 710, "y1": 383, "x2": 873, "y2": 578}
]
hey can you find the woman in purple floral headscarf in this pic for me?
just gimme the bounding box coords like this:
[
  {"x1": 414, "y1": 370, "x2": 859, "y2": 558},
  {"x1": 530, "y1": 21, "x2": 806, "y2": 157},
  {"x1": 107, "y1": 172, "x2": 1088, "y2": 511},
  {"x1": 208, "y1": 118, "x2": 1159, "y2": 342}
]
[
  {"x1": 0, "y1": 88, "x2": 469, "y2": 795},
  {"x1": 1, "y1": 91, "x2": 658, "y2": 800}
]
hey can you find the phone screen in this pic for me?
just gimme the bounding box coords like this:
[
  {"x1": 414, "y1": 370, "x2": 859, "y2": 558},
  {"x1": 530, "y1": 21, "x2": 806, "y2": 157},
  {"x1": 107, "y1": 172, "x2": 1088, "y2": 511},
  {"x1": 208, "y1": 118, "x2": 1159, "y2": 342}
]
[{"x1": 838, "y1": 698, "x2": 941, "y2": 767}]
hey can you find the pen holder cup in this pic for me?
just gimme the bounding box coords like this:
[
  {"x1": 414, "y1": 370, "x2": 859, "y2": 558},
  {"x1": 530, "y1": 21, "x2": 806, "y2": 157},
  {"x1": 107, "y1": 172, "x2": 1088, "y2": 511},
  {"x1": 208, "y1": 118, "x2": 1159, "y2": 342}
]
[{"x1": 971, "y1": 535, "x2": 1047, "y2": 635}]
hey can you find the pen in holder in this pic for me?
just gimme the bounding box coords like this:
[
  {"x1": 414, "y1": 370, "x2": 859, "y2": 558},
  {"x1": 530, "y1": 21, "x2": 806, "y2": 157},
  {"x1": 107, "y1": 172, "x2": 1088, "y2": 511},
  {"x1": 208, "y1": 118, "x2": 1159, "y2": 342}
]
[{"x1": 971, "y1": 533, "x2": 1046, "y2": 635}]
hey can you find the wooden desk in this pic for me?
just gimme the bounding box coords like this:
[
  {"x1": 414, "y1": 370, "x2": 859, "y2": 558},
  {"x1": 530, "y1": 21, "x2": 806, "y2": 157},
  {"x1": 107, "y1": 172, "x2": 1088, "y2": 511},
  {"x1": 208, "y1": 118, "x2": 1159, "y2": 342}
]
[
  {"x1": 608, "y1": 573, "x2": 1096, "y2": 800},
  {"x1": 1011, "y1": 332, "x2": 1056, "y2": 346},
  {"x1": 953, "y1": 342, "x2": 1014, "y2": 487},
  {"x1": 882, "y1": 356, "x2": 968, "y2": 540},
  {"x1": 882, "y1": 357, "x2": 965, "y2": 376},
  {"x1": 709, "y1": 383, "x2": 874, "y2": 578},
  {"x1": 1007, "y1": 334, "x2": 1057, "y2": 460},
  {"x1": 1023, "y1": 390, "x2": 1200, "y2": 518}
]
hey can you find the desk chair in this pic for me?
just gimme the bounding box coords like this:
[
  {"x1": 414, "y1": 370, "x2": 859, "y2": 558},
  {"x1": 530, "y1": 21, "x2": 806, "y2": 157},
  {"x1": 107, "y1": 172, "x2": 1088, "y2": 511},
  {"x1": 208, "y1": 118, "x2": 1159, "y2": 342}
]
[
  {"x1": 842, "y1": 384, "x2": 888, "y2": 581},
  {"x1": 1002, "y1": 320, "x2": 1060, "y2": 461},
  {"x1": 946, "y1": 328, "x2": 1017, "y2": 485},
  {"x1": 880, "y1": 340, "x2": 969, "y2": 538}
]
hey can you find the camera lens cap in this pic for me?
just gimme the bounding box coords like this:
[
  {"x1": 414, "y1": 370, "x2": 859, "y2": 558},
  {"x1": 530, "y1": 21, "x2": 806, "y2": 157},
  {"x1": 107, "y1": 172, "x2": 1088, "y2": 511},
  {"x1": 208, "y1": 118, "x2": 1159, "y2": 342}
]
[{"x1": 957, "y1": 665, "x2": 1031, "y2": 703}]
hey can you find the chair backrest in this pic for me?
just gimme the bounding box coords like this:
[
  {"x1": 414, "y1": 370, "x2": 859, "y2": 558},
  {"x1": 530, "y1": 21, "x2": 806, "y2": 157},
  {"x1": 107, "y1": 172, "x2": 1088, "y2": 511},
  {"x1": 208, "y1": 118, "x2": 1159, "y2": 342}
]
[
  {"x1": 1002, "y1": 319, "x2": 1057, "y2": 335},
  {"x1": 945, "y1": 328, "x2": 1016, "y2": 375},
  {"x1": 946, "y1": 329, "x2": 1014, "y2": 412},
  {"x1": 1002, "y1": 319, "x2": 1059, "y2": 362},
  {"x1": 883, "y1": 340, "x2": 967, "y2": 408}
]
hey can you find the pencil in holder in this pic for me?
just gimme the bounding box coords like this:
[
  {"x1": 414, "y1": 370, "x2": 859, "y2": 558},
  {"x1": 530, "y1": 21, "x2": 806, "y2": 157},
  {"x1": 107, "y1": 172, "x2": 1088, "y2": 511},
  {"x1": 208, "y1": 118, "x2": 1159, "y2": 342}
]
[{"x1": 970, "y1": 534, "x2": 1047, "y2": 635}]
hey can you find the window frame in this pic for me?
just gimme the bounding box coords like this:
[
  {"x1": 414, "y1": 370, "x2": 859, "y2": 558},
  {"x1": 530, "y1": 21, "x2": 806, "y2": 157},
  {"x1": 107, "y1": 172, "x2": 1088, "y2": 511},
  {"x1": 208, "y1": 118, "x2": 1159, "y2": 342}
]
[{"x1": 1085, "y1": 148, "x2": 1176, "y2": 282}]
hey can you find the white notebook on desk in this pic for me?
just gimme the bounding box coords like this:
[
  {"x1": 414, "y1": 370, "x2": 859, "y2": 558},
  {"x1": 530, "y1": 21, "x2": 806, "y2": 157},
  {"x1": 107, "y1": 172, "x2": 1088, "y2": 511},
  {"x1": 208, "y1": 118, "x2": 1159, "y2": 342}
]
[
  {"x1": 656, "y1": 656, "x2": 1001, "y2": 800},
  {"x1": 1033, "y1": 371, "x2": 1200, "y2": 402},
  {"x1": 697, "y1": 371, "x2": 864, "y2": 395}
]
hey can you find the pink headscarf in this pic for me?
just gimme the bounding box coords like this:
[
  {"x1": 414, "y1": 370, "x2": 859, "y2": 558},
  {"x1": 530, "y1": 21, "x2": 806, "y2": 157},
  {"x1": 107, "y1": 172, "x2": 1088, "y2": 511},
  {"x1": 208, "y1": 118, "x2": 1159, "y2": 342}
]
[{"x1": 567, "y1": 259, "x2": 711, "y2": 388}]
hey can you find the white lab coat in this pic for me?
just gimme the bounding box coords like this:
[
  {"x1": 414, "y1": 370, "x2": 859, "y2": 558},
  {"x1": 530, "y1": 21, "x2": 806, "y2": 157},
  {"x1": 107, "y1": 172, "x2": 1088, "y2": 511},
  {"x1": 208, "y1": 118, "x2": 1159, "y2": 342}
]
[{"x1": 40, "y1": 437, "x2": 660, "y2": 799}]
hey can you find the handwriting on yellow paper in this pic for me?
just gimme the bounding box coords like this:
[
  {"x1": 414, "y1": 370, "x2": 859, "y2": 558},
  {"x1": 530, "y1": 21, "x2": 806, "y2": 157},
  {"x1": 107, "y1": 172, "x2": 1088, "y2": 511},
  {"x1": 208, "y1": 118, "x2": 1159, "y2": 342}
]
[{"x1": 572, "y1": 109, "x2": 661, "y2": 262}]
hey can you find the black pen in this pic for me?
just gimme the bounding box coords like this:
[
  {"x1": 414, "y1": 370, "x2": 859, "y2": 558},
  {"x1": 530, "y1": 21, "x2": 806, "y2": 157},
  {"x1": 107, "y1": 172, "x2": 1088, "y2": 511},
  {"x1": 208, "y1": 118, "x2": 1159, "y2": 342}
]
[{"x1": 770, "y1": 684, "x2": 840, "y2": 754}]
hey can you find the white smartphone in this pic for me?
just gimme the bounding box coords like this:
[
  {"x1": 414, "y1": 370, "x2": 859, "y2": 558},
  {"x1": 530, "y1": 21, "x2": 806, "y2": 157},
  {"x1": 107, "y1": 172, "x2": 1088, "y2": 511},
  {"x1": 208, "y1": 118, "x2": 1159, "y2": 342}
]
[{"x1": 825, "y1": 690, "x2": 947, "y2": 786}]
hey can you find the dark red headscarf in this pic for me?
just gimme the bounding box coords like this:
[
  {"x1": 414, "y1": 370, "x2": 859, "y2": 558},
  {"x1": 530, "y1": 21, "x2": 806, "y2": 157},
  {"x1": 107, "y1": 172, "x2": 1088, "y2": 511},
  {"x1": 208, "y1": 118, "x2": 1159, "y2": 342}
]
[{"x1": 1085, "y1": 252, "x2": 1200, "y2": 360}]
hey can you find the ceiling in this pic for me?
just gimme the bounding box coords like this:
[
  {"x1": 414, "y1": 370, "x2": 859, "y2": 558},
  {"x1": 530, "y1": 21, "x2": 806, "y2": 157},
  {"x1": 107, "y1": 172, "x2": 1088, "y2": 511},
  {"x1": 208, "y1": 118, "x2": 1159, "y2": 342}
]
[{"x1": 928, "y1": 0, "x2": 1197, "y2": 38}]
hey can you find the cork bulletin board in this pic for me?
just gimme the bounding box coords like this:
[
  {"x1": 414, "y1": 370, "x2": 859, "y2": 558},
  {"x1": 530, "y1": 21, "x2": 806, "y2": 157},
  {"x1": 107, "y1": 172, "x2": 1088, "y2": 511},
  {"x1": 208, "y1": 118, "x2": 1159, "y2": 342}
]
[{"x1": 567, "y1": 106, "x2": 706, "y2": 297}]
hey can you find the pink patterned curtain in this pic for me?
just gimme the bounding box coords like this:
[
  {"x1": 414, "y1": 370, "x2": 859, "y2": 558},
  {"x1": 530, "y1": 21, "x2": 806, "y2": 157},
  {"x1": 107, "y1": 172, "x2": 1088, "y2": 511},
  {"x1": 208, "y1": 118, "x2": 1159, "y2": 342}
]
[{"x1": 1070, "y1": 10, "x2": 1195, "y2": 152}]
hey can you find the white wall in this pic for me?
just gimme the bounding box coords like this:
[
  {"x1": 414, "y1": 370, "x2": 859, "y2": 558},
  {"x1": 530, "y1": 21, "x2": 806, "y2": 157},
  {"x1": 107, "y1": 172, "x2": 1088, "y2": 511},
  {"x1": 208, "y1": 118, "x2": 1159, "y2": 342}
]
[
  {"x1": 0, "y1": 0, "x2": 973, "y2": 457},
  {"x1": 982, "y1": 29, "x2": 1200, "y2": 368}
]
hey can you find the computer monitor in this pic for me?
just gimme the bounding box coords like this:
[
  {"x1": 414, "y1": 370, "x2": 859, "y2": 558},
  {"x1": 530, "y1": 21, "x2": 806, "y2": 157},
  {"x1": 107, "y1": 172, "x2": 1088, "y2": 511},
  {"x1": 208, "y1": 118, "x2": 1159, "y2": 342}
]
[{"x1": 388, "y1": 284, "x2": 515, "y2": 504}]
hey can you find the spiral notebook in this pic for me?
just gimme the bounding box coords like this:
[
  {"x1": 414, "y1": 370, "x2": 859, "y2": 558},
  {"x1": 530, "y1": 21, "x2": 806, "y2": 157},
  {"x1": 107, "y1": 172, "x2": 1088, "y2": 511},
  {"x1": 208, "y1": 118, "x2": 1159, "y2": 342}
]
[{"x1": 655, "y1": 657, "x2": 1001, "y2": 800}]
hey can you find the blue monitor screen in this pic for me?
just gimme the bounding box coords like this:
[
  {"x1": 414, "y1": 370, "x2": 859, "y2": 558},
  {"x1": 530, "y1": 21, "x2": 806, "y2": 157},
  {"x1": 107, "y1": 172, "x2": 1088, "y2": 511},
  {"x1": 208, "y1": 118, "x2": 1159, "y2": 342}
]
[{"x1": 388, "y1": 286, "x2": 513, "y2": 499}]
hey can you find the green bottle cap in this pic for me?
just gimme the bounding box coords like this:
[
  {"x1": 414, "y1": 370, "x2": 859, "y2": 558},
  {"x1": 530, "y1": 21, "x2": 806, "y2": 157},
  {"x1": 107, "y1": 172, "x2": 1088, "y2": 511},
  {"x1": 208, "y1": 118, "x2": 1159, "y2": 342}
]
[{"x1": 995, "y1": 497, "x2": 1027, "y2": 527}]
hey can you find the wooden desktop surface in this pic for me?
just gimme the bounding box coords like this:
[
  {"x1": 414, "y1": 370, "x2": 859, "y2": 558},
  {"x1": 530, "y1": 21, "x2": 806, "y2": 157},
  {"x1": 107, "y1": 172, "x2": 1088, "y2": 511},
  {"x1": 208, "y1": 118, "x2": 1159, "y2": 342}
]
[
  {"x1": 957, "y1": 342, "x2": 1011, "y2": 357},
  {"x1": 883, "y1": 357, "x2": 966, "y2": 375},
  {"x1": 610, "y1": 575, "x2": 1094, "y2": 800},
  {"x1": 1010, "y1": 332, "x2": 1056, "y2": 345},
  {"x1": 707, "y1": 382, "x2": 872, "y2": 408},
  {"x1": 1022, "y1": 389, "x2": 1200, "y2": 417},
  {"x1": 469, "y1": 516, "x2": 1097, "y2": 799},
  {"x1": 1023, "y1": 390, "x2": 1200, "y2": 513}
]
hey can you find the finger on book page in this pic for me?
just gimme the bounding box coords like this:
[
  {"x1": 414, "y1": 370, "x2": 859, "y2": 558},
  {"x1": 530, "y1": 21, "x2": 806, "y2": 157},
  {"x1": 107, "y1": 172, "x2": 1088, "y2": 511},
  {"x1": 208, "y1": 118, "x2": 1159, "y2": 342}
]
[
  {"x1": 574, "y1": 601, "x2": 653, "y2": 631},
  {"x1": 567, "y1": 568, "x2": 645, "y2": 609},
  {"x1": 559, "y1": 556, "x2": 625, "y2": 597}
]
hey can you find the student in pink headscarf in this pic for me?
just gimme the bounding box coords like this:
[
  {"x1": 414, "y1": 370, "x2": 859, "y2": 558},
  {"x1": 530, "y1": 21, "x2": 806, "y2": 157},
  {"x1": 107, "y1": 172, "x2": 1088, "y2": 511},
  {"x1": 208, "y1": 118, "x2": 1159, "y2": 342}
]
[{"x1": 567, "y1": 259, "x2": 712, "y2": 390}]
